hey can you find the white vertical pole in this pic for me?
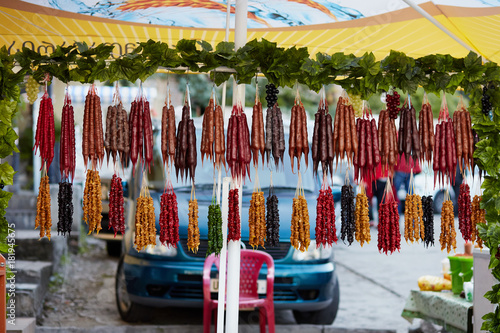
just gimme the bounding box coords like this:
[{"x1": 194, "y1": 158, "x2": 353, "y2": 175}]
[
  {"x1": 215, "y1": 2, "x2": 232, "y2": 332},
  {"x1": 216, "y1": 177, "x2": 231, "y2": 333},
  {"x1": 226, "y1": 1, "x2": 247, "y2": 332}
]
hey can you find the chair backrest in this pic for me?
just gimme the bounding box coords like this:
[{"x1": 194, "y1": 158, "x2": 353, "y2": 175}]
[{"x1": 203, "y1": 249, "x2": 275, "y2": 300}]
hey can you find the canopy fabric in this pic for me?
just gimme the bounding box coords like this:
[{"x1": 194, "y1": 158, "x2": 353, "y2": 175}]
[{"x1": 1, "y1": 0, "x2": 500, "y2": 62}]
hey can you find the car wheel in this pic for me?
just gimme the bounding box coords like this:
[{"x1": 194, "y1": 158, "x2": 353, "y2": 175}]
[
  {"x1": 115, "y1": 256, "x2": 152, "y2": 322},
  {"x1": 293, "y1": 274, "x2": 340, "y2": 325},
  {"x1": 107, "y1": 241, "x2": 122, "y2": 257}
]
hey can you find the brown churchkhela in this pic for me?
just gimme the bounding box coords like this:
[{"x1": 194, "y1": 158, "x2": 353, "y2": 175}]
[
  {"x1": 82, "y1": 85, "x2": 105, "y2": 169},
  {"x1": 289, "y1": 96, "x2": 309, "y2": 171},
  {"x1": 161, "y1": 98, "x2": 176, "y2": 168},
  {"x1": 201, "y1": 97, "x2": 226, "y2": 169}
]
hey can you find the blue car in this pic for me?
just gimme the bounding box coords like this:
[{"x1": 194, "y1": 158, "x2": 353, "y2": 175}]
[{"x1": 115, "y1": 130, "x2": 341, "y2": 325}]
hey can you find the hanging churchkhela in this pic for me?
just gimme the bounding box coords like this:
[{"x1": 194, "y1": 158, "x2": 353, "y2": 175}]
[
  {"x1": 403, "y1": 173, "x2": 424, "y2": 244},
  {"x1": 187, "y1": 184, "x2": 200, "y2": 253},
  {"x1": 433, "y1": 94, "x2": 457, "y2": 187},
  {"x1": 333, "y1": 90, "x2": 358, "y2": 167},
  {"x1": 289, "y1": 85, "x2": 309, "y2": 172},
  {"x1": 58, "y1": 88, "x2": 76, "y2": 236},
  {"x1": 471, "y1": 190, "x2": 486, "y2": 248},
  {"x1": 264, "y1": 83, "x2": 285, "y2": 170},
  {"x1": 174, "y1": 84, "x2": 199, "y2": 252},
  {"x1": 34, "y1": 75, "x2": 55, "y2": 239},
  {"x1": 227, "y1": 101, "x2": 251, "y2": 182},
  {"x1": 378, "y1": 108, "x2": 398, "y2": 174},
  {"x1": 105, "y1": 84, "x2": 130, "y2": 167},
  {"x1": 134, "y1": 173, "x2": 157, "y2": 251},
  {"x1": 251, "y1": 82, "x2": 265, "y2": 167},
  {"x1": 129, "y1": 84, "x2": 154, "y2": 175},
  {"x1": 422, "y1": 195, "x2": 434, "y2": 248},
  {"x1": 312, "y1": 87, "x2": 334, "y2": 177},
  {"x1": 453, "y1": 97, "x2": 474, "y2": 174},
  {"x1": 290, "y1": 174, "x2": 310, "y2": 252},
  {"x1": 207, "y1": 195, "x2": 223, "y2": 256},
  {"x1": 159, "y1": 181, "x2": 180, "y2": 248},
  {"x1": 201, "y1": 89, "x2": 226, "y2": 169},
  {"x1": 248, "y1": 171, "x2": 266, "y2": 249},
  {"x1": 418, "y1": 93, "x2": 435, "y2": 166},
  {"x1": 161, "y1": 82, "x2": 176, "y2": 168},
  {"x1": 340, "y1": 177, "x2": 355, "y2": 245},
  {"x1": 315, "y1": 176, "x2": 337, "y2": 247},
  {"x1": 106, "y1": 84, "x2": 128, "y2": 237},
  {"x1": 378, "y1": 179, "x2": 401, "y2": 254},
  {"x1": 440, "y1": 190, "x2": 456, "y2": 253},
  {"x1": 266, "y1": 175, "x2": 280, "y2": 247},
  {"x1": 398, "y1": 96, "x2": 420, "y2": 164},
  {"x1": 354, "y1": 185, "x2": 370, "y2": 247},
  {"x1": 228, "y1": 186, "x2": 241, "y2": 242},
  {"x1": 353, "y1": 101, "x2": 380, "y2": 190},
  {"x1": 458, "y1": 182, "x2": 472, "y2": 242}
]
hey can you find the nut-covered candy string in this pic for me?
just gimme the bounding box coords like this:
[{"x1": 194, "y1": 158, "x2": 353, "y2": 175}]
[
  {"x1": 290, "y1": 173, "x2": 310, "y2": 252},
  {"x1": 134, "y1": 172, "x2": 157, "y2": 251},
  {"x1": 403, "y1": 171, "x2": 424, "y2": 244},
  {"x1": 439, "y1": 189, "x2": 457, "y2": 253},
  {"x1": 83, "y1": 168, "x2": 103, "y2": 235},
  {"x1": 249, "y1": 168, "x2": 266, "y2": 249},
  {"x1": 354, "y1": 183, "x2": 370, "y2": 246},
  {"x1": 187, "y1": 183, "x2": 200, "y2": 253},
  {"x1": 35, "y1": 165, "x2": 52, "y2": 240},
  {"x1": 377, "y1": 178, "x2": 401, "y2": 254},
  {"x1": 316, "y1": 174, "x2": 337, "y2": 247},
  {"x1": 266, "y1": 171, "x2": 280, "y2": 247}
]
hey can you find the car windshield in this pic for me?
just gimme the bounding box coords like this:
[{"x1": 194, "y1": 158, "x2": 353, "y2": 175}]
[{"x1": 147, "y1": 131, "x2": 316, "y2": 193}]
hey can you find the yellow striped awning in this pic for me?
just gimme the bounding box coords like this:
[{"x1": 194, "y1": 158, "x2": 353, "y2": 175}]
[{"x1": 0, "y1": 0, "x2": 499, "y2": 62}]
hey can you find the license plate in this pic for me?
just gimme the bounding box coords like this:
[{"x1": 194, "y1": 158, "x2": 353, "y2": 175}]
[{"x1": 210, "y1": 278, "x2": 267, "y2": 294}]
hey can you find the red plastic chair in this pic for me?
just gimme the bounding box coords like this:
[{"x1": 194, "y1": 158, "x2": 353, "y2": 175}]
[{"x1": 203, "y1": 249, "x2": 275, "y2": 333}]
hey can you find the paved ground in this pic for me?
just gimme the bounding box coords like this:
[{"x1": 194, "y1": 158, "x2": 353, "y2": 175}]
[
  {"x1": 331, "y1": 216, "x2": 465, "y2": 332},
  {"x1": 40, "y1": 215, "x2": 465, "y2": 332}
]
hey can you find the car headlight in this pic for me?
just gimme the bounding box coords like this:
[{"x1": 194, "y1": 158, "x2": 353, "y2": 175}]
[
  {"x1": 135, "y1": 234, "x2": 178, "y2": 257},
  {"x1": 292, "y1": 240, "x2": 333, "y2": 261}
]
